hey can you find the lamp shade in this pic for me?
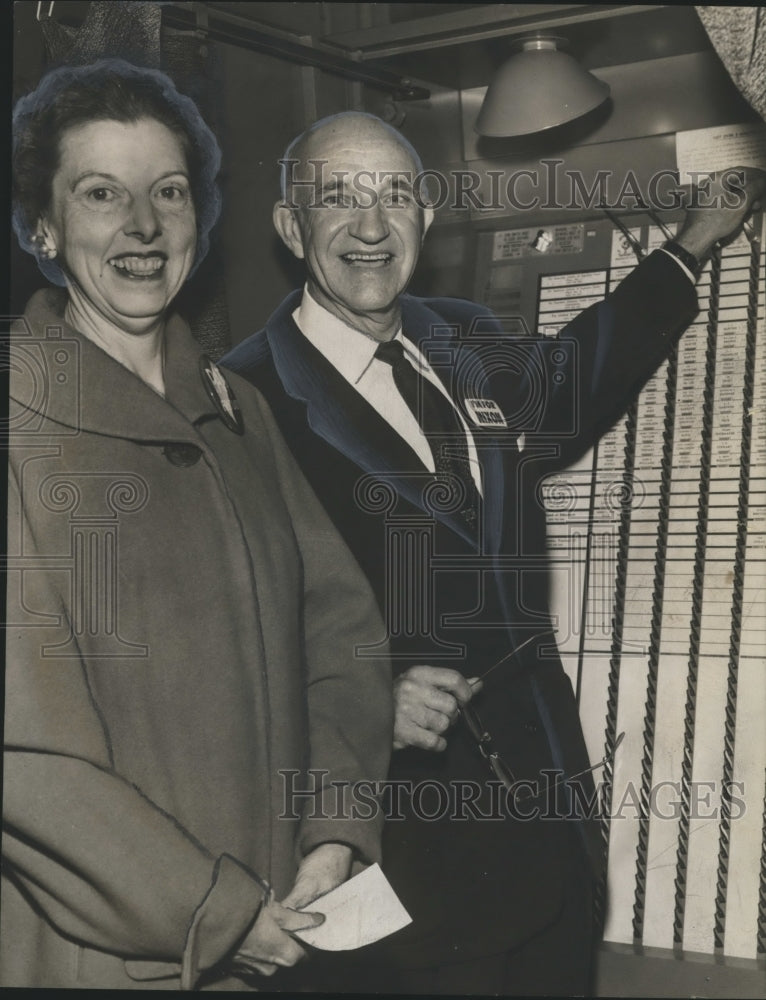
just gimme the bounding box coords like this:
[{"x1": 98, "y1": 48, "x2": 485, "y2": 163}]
[{"x1": 475, "y1": 35, "x2": 610, "y2": 137}]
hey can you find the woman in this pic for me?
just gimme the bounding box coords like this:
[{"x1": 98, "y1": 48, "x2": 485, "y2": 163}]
[{"x1": 5, "y1": 59, "x2": 392, "y2": 990}]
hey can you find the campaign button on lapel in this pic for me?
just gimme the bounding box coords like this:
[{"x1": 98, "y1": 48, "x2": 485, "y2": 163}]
[
  {"x1": 200, "y1": 355, "x2": 244, "y2": 435},
  {"x1": 464, "y1": 397, "x2": 508, "y2": 428}
]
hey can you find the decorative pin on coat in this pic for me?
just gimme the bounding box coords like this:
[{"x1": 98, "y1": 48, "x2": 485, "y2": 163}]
[{"x1": 200, "y1": 355, "x2": 244, "y2": 434}]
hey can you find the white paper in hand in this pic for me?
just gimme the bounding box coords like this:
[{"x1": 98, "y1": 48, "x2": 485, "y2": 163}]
[{"x1": 293, "y1": 863, "x2": 411, "y2": 951}]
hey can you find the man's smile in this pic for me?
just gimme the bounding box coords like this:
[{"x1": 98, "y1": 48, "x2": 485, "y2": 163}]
[{"x1": 340, "y1": 251, "x2": 393, "y2": 266}]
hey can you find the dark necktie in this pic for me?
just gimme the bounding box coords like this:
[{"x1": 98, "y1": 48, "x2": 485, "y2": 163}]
[{"x1": 375, "y1": 339, "x2": 478, "y2": 530}]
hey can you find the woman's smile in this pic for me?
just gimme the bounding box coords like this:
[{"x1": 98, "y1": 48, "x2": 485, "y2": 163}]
[{"x1": 108, "y1": 251, "x2": 168, "y2": 278}]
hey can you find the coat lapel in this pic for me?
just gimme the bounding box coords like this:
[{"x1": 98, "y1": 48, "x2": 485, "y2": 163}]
[
  {"x1": 264, "y1": 295, "x2": 481, "y2": 542},
  {"x1": 13, "y1": 288, "x2": 220, "y2": 443}
]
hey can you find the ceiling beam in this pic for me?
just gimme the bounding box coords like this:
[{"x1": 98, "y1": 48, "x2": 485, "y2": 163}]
[
  {"x1": 321, "y1": 3, "x2": 666, "y2": 59},
  {"x1": 160, "y1": 3, "x2": 430, "y2": 99}
]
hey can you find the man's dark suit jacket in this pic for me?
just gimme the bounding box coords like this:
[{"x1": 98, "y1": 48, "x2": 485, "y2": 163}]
[{"x1": 222, "y1": 249, "x2": 698, "y2": 965}]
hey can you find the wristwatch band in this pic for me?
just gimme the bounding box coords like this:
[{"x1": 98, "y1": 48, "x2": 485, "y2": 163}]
[{"x1": 662, "y1": 239, "x2": 702, "y2": 276}]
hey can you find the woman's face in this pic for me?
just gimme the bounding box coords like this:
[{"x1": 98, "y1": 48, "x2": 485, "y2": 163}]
[{"x1": 39, "y1": 117, "x2": 197, "y2": 334}]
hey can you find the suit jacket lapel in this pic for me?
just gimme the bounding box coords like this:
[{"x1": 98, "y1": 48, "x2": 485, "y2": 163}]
[
  {"x1": 265, "y1": 295, "x2": 454, "y2": 524},
  {"x1": 236, "y1": 295, "x2": 508, "y2": 552}
]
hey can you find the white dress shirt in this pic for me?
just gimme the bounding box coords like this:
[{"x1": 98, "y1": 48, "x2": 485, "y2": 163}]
[{"x1": 293, "y1": 286, "x2": 484, "y2": 494}]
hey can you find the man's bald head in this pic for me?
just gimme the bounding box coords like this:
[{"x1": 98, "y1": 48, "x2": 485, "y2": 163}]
[{"x1": 279, "y1": 111, "x2": 425, "y2": 206}]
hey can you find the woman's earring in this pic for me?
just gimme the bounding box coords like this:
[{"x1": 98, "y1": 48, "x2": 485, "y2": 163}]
[{"x1": 35, "y1": 232, "x2": 57, "y2": 260}]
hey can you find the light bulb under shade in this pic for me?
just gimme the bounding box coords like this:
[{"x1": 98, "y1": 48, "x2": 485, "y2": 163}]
[{"x1": 475, "y1": 39, "x2": 610, "y2": 138}]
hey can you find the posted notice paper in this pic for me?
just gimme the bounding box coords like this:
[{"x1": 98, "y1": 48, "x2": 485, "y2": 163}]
[
  {"x1": 295, "y1": 863, "x2": 412, "y2": 951},
  {"x1": 676, "y1": 122, "x2": 766, "y2": 185}
]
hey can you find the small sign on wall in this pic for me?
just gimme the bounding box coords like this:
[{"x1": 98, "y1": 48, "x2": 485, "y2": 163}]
[{"x1": 492, "y1": 223, "x2": 585, "y2": 261}]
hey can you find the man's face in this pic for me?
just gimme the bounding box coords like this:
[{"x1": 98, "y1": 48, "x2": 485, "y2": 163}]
[{"x1": 276, "y1": 120, "x2": 433, "y2": 340}]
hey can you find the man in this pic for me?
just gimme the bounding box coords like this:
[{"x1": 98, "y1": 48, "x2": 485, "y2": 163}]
[{"x1": 223, "y1": 112, "x2": 763, "y2": 994}]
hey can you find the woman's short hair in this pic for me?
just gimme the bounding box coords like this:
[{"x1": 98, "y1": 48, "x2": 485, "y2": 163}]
[{"x1": 12, "y1": 58, "x2": 222, "y2": 285}]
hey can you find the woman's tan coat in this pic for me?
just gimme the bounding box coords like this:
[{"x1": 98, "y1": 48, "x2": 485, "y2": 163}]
[{"x1": 3, "y1": 288, "x2": 392, "y2": 989}]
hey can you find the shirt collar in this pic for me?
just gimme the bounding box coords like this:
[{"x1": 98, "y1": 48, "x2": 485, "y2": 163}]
[{"x1": 294, "y1": 285, "x2": 408, "y2": 385}]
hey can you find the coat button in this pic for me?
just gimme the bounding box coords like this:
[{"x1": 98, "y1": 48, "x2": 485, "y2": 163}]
[{"x1": 163, "y1": 443, "x2": 202, "y2": 467}]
